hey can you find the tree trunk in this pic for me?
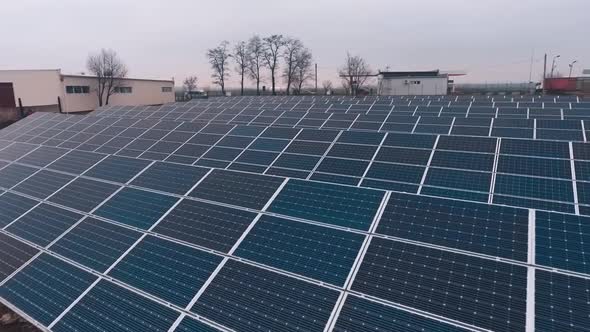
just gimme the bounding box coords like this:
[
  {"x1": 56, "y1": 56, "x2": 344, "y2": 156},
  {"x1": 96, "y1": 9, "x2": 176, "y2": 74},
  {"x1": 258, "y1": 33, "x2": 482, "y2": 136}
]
[
  {"x1": 241, "y1": 71, "x2": 244, "y2": 96},
  {"x1": 256, "y1": 81, "x2": 260, "y2": 95},
  {"x1": 271, "y1": 69, "x2": 276, "y2": 95}
]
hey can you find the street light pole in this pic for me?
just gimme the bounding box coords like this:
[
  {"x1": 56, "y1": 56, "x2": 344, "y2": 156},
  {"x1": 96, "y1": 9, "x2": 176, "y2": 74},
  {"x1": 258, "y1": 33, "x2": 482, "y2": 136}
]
[
  {"x1": 551, "y1": 55, "x2": 561, "y2": 78},
  {"x1": 569, "y1": 60, "x2": 578, "y2": 78}
]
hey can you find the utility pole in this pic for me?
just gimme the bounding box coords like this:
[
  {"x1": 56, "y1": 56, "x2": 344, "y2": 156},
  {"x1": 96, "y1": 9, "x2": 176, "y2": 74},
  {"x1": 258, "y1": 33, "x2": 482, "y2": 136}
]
[
  {"x1": 315, "y1": 63, "x2": 318, "y2": 94},
  {"x1": 542, "y1": 53, "x2": 547, "y2": 94}
]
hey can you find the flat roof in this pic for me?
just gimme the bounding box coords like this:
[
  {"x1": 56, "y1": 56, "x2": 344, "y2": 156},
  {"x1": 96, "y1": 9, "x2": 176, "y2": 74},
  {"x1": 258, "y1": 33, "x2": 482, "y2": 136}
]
[
  {"x1": 379, "y1": 70, "x2": 446, "y2": 78},
  {"x1": 0, "y1": 69, "x2": 173, "y2": 83},
  {"x1": 63, "y1": 74, "x2": 174, "y2": 83}
]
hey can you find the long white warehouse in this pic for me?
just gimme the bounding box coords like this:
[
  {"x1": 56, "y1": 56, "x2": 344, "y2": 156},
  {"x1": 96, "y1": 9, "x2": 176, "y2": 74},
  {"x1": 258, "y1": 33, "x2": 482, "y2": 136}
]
[{"x1": 0, "y1": 69, "x2": 175, "y2": 113}]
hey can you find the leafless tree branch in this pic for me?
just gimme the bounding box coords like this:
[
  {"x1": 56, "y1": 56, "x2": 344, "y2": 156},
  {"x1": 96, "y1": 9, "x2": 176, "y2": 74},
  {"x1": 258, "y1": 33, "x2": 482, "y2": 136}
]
[
  {"x1": 86, "y1": 49, "x2": 128, "y2": 106},
  {"x1": 263, "y1": 34, "x2": 285, "y2": 95},
  {"x1": 247, "y1": 35, "x2": 265, "y2": 95},
  {"x1": 338, "y1": 52, "x2": 371, "y2": 96},
  {"x1": 207, "y1": 41, "x2": 232, "y2": 95},
  {"x1": 234, "y1": 41, "x2": 250, "y2": 96}
]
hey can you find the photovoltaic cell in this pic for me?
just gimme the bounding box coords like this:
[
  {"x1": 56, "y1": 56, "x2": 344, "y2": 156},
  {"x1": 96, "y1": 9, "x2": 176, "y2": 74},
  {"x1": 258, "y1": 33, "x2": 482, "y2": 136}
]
[
  {"x1": 49, "y1": 218, "x2": 142, "y2": 272},
  {"x1": 0, "y1": 193, "x2": 38, "y2": 228},
  {"x1": 234, "y1": 215, "x2": 365, "y2": 285},
  {"x1": 47, "y1": 150, "x2": 106, "y2": 174},
  {"x1": 0, "y1": 254, "x2": 97, "y2": 325},
  {"x1": 84, "y1": 155, "x2": 152, "y2": 183},
  {"x1": 153, "y1": 199, "x2": 257, "y2": 252},
  {"x1": 494, "y1": 174, "x2": 574, "y2": 202},
  {"x1": 0, "y1": 164, "x2": 38, "y2": 189},
  {"x1": 189, "y1": 169, "x2": 284, "y2": 210},
  {"x1": 536, "y1": 211, "x2": 590, "y2": 274},
  {"x1": 108, "y1": 235, "x2": 223, "y2": 307},
  {"x1": 52, "y1": 280, "x2": 180, "y2": 332},
  {"x1": 174, "y1": 317, "x2": 221, "y2": 332},
  {"x1": 334, "y1": 295, "x2": 470, "y2": 332},
  {"x1": 15, "y1": 146, "x2": 68, "y2": 167},
  {"x1": 7, "y1": 204, "x2": 82, "y2": 247},
  {"x1": 536, "y1": 271, "x2": 590, "y2": 332},
  {"x1": 131, "y1": 162, "x2": 210, "y2": 195},
  {"x1": 376, "y1": 192, "x2": 529, "y2": 261},
  {"x1": 191, "y1": 260, "x2": 339, "y2": 332},
  {"x1": 424, "y1": 168, "x2": 492, "y2": 193},
  {"x1": 95, "y1": 188, "x2": 178, "y2": 230},
  {"x1": 268, "y1": 179, "x2": 383, "y2": 230},
  {"x1": 49, "y1": 178, "x2": 120, "y2": 212},
  {"x1": 352, "y1": 238, "x2": 527, "y2": 332},
  {"x1": 13, "y1": 170, "x2": 74, "y2": 199},
  {"x1": 0, "y1": 233, "x2": 39, "y2": 281}
]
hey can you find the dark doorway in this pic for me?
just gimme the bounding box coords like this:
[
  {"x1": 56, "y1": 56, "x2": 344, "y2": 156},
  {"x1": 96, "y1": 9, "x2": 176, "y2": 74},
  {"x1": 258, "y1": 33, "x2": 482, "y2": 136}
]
[{"x1": 0, "y1": 82, "x2": 16, "y2": 108}]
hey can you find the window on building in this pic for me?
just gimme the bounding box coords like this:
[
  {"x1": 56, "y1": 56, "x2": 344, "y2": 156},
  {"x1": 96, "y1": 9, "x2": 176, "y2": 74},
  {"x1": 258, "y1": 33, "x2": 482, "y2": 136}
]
[
  {"x1": 161, "y1": 87, "x2": 172, "y2": 92},
  {"x1": 66, "y1": 86, "x2": 90, "y2": 94},
  {"x1": 114, "y1": 86, "x2": 133, "y2": 94}
]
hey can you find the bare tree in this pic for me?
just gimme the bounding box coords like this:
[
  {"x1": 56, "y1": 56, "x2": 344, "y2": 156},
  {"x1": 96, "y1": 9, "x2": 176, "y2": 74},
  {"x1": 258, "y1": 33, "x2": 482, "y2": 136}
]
[
  {"x1": 86, "y1": 49, "x2": 128, "y2": 106},
  {"x1": 282, "y1": 37, "x2": 304, "y2": 95},
  {"x1": 338, "y1": 52, "x2": 371, "y2": 96},
  {"x1": 293, "y1": 48, "x2": 313, "y2": 94},
  {"x1": 247, "y1": 35, "x2": 264, "y2": 95},
  {"x1": 322, "y1": 80, "x2": 333, "y2": 95},
  {"x1": 263, "y1": 35, "x2": 285, "y2": 95},
  {"x1": 206, "y1": 41, "x2": 232, "y2": 95},
  {"x1": 233, "y1": 41, "x2": 250, "y2": 96},
  {"x1": 183, "y1": 76, "x2": 198, "y2": 96}
]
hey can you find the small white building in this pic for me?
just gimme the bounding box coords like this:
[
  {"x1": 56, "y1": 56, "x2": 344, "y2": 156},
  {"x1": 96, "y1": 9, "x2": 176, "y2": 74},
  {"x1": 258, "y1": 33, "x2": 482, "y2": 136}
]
[
  {"x1": 0, "y1": 69, "x2": 175, "y2": 113},
  {"x1": 377, "y1": 70, "x2": 449, "y2": 96}
]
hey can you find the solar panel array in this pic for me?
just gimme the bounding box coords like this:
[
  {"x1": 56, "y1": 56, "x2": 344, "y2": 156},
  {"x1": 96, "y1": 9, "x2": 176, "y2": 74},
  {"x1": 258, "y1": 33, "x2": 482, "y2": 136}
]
[{"x1": 0, "y1": 95, "x2": 588, "y2": 332}]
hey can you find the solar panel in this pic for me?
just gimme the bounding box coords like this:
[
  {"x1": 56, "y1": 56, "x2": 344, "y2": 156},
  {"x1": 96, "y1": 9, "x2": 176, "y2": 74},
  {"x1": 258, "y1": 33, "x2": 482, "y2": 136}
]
[
  {"x1": 352, "y1": 237, "x2": 528, "y2": 331},
  {"x1": 3, "y1": 95, "x2": 590, "y2": 331},
  {"x1": 234, "y1": 215, "x2": 365, "y2": 285}
]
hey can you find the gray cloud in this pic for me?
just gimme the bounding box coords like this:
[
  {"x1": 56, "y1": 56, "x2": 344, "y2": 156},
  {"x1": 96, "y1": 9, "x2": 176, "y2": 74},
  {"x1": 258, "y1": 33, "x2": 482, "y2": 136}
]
[{"x1": 2, "y1": 0, "x2": 588, "y2": 87}]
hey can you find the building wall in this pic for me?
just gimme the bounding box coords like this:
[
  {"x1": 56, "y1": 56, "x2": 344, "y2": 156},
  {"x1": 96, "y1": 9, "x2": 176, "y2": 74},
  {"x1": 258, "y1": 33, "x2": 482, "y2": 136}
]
[
  {"x1": 61, "y1": 76, "x2": 175, "y2": 113},
  {"x1": 0, "y1": 70, "x2": 62, "y2": 107},
  {"x1": 379, "y1": 77, "x2": 448, "y2": 96}
]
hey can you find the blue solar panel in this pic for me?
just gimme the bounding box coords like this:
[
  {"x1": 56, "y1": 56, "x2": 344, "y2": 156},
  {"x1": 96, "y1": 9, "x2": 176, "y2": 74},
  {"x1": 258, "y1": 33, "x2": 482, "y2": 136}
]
[
  {"x1": 430, "y1": 151, "x2": 495, "y2": 172},
  {"x1": 352, "y1": 237, "x2": 527, "y2": 332},
  {"x1": 191, "y1": 260, "x2": 339, "y2": 332},
  {"x1": 234, "y1": 215, "x2": 365, "y2": 285},
  {"x1": 47, "y1": 150, "x2": 106, "y2": 174},
  {"x1": 500, "y1": 139, "x2": 569, "y2": 159},
  {"x1": 13, "y1": 170, "x2": 74, "y2": 199},
  {"x1": 131, "y1": 162, "x2": 210, "y2": 195},
  {"x1": 154, "y1": 199, "x2": 257, "y2": 252},
  {"x1": 328, "y1": 143, "x2": 378, "y2": 160},
  {"x1": 49, "y1": 218, "x2": 142, "y2": 272},
  {"x1": 535, "y1": 271, "x2": 590, "y2": 332},
  {"x1": 0, "y1": 164, "x2": 38, "y2": 189},
  {"x1": 52, "y1": 280, "x2": 180, "y2": 332},
  {"x1": 365, "y1": 162, "x2": 425, "y2": 183},
  {"x1": 15, "y1": 146, "x2": 68, "y2": 167},
  {"x1": 536, "y1": 211, "x2": 590, "y2": 274},
  {"x1": 497, "y1": 155, "x2": 572, "y2": 179},
  {"x1": 190, "y1": 170, "x2": 284, "y2": 210},
  {"x1": 84, "y1": 155, "x2": 152, "y2": 183},
  {"x1": 315, "y1": 157, "x2": 369, "y2": 177},
  {"x1": 0, "y1": 192, "x2": 38, "y2": 228},
  {"x1": 268, "y1": 179, "x2": 383, "y2": 230},
  {"x1": 108, "y1": 235, "x2": 223, "y2": 307},
  {"x1": 6, "y1": 204, "x2": 82, "y2": 247},
  {"x1": 377, "y1": 193, "x2": 529, "y2": 261},
  {"x1": 174, "y1": 317, "x2": 221, "y2": 332},
  {"x1": 0, "y1": 254, "x2": 97, "y2": 325},
  {"x1": 334, "y1": 295, "x2": 470, "y2": 332},
  {"x1": 48, "y1": 178, "x2": 120, "y2": 212},
  {"x1": 494, "y1": 174, "x2": 574, "y2": 202},
  {"x1": 424, "y1": 168, "x2": 492, "y2": 193},
  {"x1": 94, "y1": 188, "x2": 179, "y2": 230},
  {"x1": 0, "y1": 233, "x2": 39, "y2": 280}
]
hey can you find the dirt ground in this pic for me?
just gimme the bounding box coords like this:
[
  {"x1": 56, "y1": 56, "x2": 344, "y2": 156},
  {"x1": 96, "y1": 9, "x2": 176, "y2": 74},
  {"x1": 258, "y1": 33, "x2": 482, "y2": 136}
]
[{"x1": 0, "y1": 303, "x2": 41, "y2": 332}]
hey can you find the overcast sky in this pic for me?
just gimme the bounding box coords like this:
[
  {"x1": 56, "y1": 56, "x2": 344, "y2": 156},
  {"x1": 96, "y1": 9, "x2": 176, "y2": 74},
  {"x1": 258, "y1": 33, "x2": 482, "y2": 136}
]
[{"x1": 2, "y1": 0, "x2": 588, "y2": 88}]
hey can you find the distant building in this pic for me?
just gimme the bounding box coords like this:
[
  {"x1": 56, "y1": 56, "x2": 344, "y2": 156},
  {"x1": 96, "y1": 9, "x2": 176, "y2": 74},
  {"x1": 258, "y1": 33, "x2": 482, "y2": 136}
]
[
  {"x1": 377, "y1": 70, "x2": 449, "y2": 96},
  {"x1": 544, "y1": 77, "x2": 590, "y2": 96},
  {"x1": 0, "y1": 69, "x2": 175, "y2": 113}
]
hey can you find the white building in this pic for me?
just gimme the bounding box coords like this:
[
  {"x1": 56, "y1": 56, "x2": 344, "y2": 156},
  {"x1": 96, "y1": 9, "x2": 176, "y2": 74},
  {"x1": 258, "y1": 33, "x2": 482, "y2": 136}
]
[
  {"x1": 377, "y1": 70, "x2": 449, "y2": 96},
  {"x1": 0, "y1": 69, "x2": 175, "y2": 113}
]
